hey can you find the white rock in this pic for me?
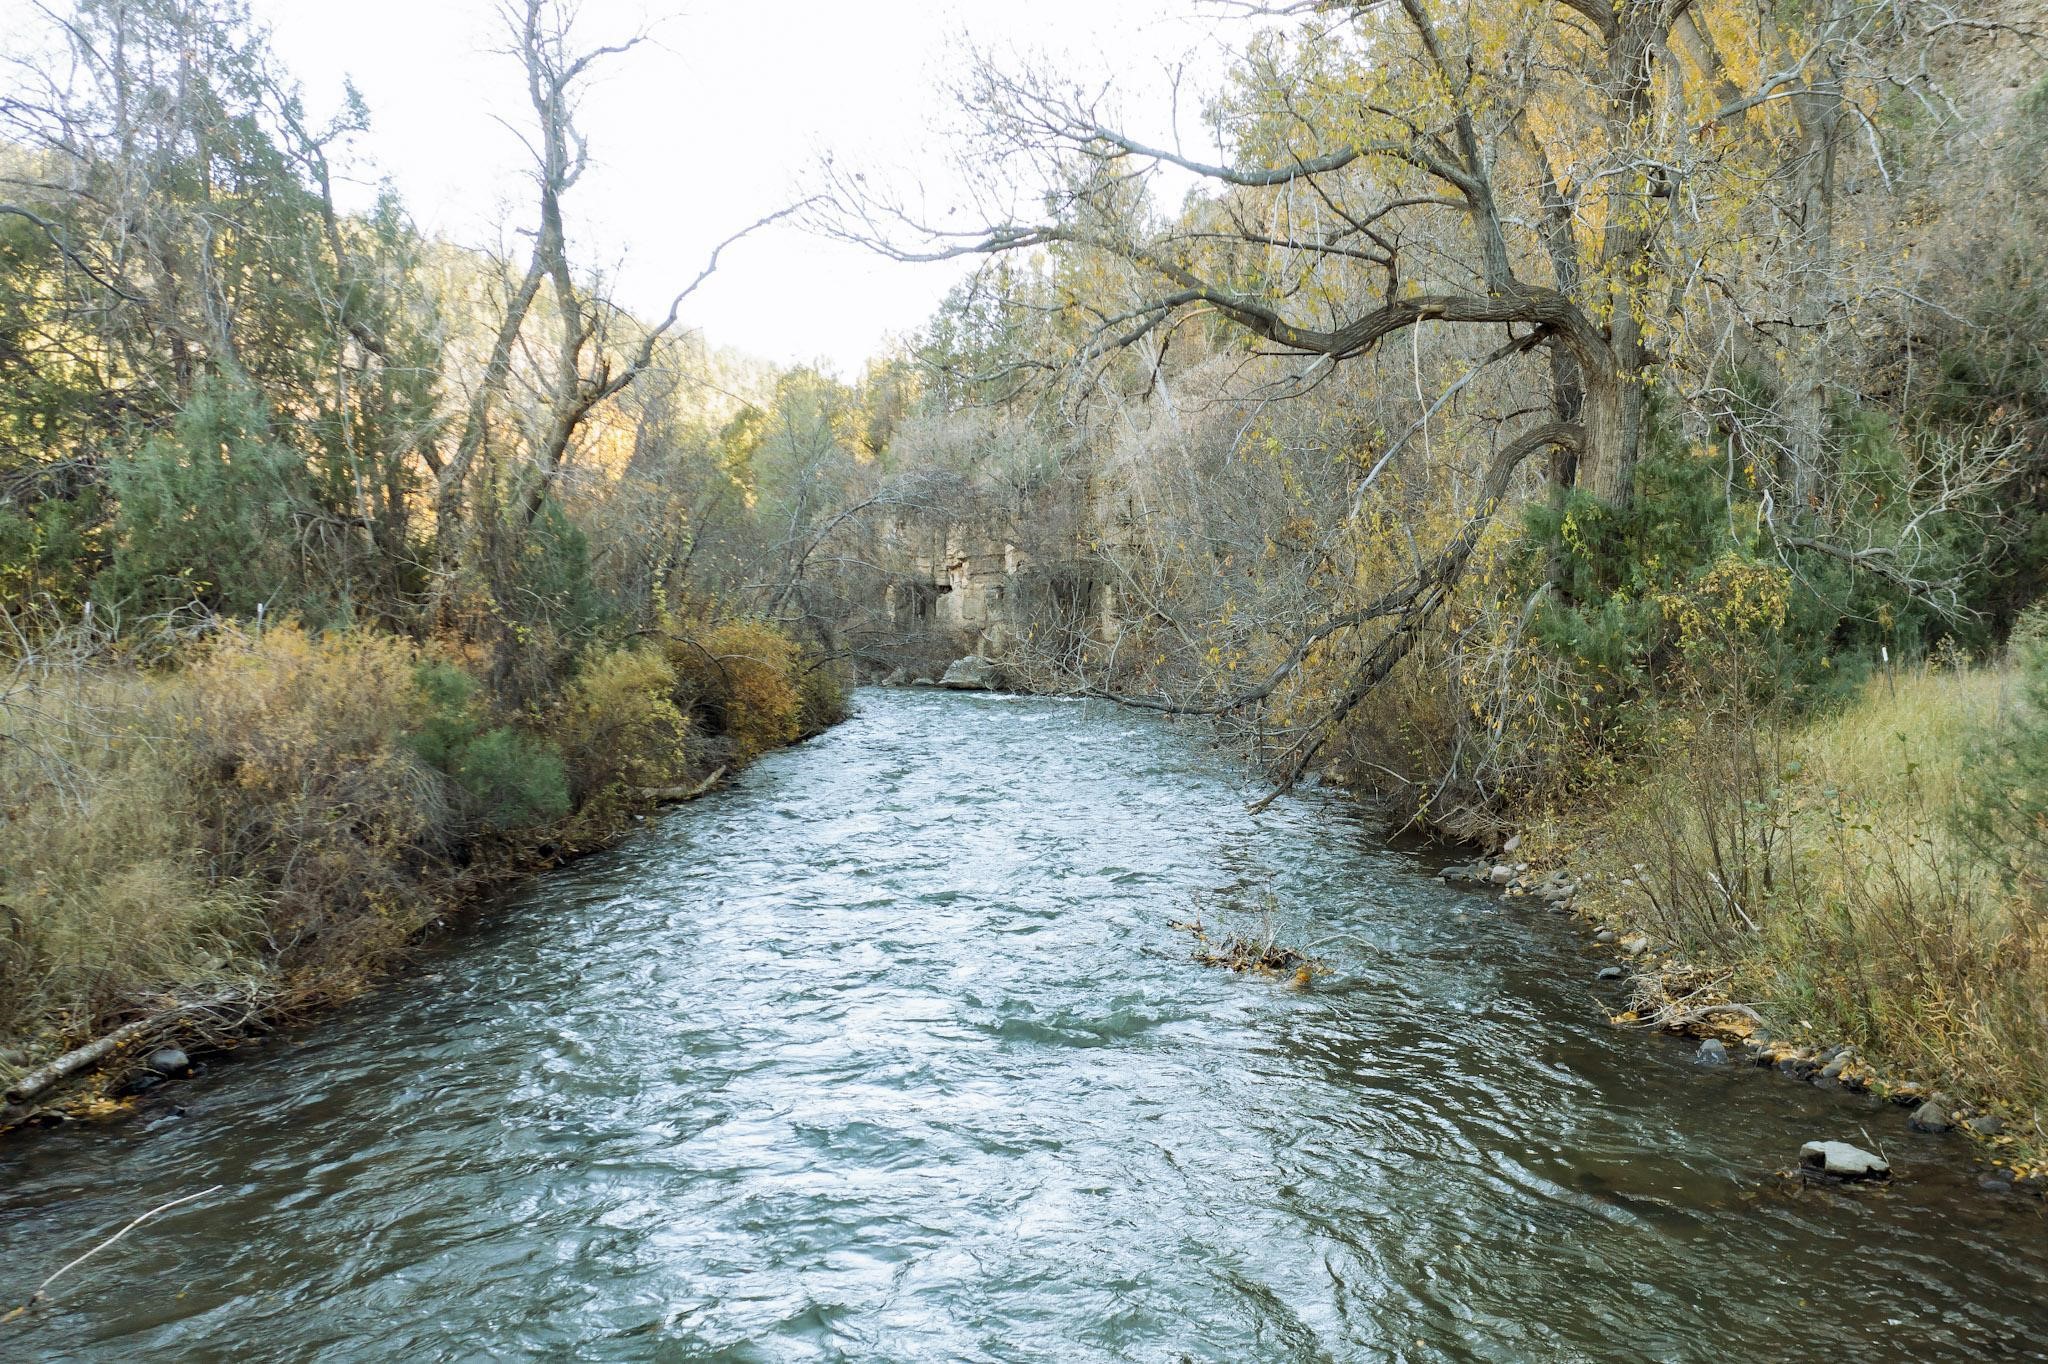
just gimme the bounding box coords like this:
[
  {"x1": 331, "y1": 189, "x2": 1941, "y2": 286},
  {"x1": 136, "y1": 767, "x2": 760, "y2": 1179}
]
[{"x1": 1799, "y1": 1140, "x2": 1890, "y2": 1179}]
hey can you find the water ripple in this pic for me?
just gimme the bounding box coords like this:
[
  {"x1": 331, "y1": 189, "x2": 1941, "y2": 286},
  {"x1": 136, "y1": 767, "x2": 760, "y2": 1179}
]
[{"x1": 2, "y1": 689, "x2": 2045, "y2": 1361}]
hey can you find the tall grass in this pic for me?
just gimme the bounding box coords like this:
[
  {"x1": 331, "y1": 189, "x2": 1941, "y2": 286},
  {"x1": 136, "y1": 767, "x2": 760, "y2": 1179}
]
[
  {"x1": 1, "y1": 615, "x2": 840, "y2": 1084},
  {"x1": 1587, "y1": 660, "x2": 2048, "y2": 1131}
]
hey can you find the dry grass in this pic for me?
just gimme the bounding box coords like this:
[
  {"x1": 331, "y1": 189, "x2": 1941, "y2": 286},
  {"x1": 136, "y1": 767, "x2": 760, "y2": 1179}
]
[{"x1": 1580, "y1": 660, "x2": 2048, "y2": 1157}]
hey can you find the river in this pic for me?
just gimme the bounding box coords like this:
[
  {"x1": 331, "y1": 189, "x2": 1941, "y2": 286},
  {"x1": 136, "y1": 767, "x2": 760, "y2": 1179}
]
[{"x1": 2, "y1": 689, "x2": 2044, "y2": 1360}]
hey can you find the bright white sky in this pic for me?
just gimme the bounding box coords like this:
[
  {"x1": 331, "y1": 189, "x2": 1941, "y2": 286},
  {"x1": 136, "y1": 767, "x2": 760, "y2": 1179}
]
[{"x1": 231, "y1": 0, "x2": 1247, "y2": 376}]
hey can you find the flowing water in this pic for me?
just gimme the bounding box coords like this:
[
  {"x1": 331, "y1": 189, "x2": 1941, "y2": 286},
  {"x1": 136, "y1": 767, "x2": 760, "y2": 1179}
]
[{"x1": 2, "y1": 689, "x2": 2045, "y2": 1361}]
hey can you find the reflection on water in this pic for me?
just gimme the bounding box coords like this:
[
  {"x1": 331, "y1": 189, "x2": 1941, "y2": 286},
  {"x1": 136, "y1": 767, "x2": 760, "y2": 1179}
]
[{"x1": 2, "y1": 690, "x2": 2044, "y2": 1361}]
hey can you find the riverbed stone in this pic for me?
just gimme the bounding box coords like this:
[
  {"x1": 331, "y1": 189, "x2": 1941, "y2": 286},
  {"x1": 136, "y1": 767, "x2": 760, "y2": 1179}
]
[
  {"x1": 145, "y1": 1046, "x2": 190, "y2": 1076},
  {"x1": 1696, "y1": 1038, "x2": 1728, "y2": 1065},
  {"x1": 1620, "y1": 934, "x2": 1650, "y2": 957},
  {"x1": 1594, "y1": 929, "x2": 1617, "y2": 944},
  {"x1": 1980, "y1": 1175, "x2": 2015, "y2": 1194},
  {"x1": 1488, "y1": 864, "x2": 1514, "y2": 885},
  {"x1": 1597, "y1": 965, "x2": 1625, "y2": 981},
  {"x1": 1799, "y1": 1140, "x2": 1891, "y2": 1180},
  {"x1": 938, "y1": 655, "x2": 1001, "y2": 691},
  {"x1": 1909, "y1": 1102, "x2": 1953, "y2": 1133}
]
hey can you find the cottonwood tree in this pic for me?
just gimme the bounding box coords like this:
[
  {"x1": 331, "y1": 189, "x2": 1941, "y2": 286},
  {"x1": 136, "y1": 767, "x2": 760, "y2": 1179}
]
[{"x1": 829, "y1": 0, "x2": 2002, "y2": 786}]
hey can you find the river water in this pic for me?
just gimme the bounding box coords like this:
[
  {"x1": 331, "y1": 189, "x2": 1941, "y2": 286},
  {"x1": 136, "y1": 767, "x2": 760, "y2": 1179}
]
[{"x1": 2, "y1": 689, "x2": 2044, "y2": 1361}]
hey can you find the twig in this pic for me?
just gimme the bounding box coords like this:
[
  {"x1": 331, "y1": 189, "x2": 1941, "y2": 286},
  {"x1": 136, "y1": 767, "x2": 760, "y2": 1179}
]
[{"x1": 2, "y1": 1185, "x2": 222, "y2": 1323}]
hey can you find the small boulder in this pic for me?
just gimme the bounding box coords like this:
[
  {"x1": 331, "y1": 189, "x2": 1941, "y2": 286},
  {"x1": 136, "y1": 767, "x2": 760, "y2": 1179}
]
[
  {"x1": 938, "y1": 655, "x2": 1002, "y2": 691},
  {"x1": 1502, "y1": 834, "x2": 1523, "y2": 854},
  {"x1": 1596, "y1": 965, "x2": 1625, "y2": 981},
  {"x1": 1594, "y1": 929, "x2": 1617, "y2": 945},
  {"x1": 1488, "y1": 865, "x2": 1514, "y2": 885},
  {"x1": 1969, "y1": 1114, "x2": 2005, "y2": 1137},
  {"x1": 145, "y1": 1046, "x2": 191, "y2": 1077},
  {"x1": 1799, "y1": 1140, "x2": 1890, "y2": 1180},
  {"x1": 1696, "y1": 1038, "x2": 1729, "y2": 1065},
  {"x1": 1620, "y1": 934, "x2": 1650, "y2": 958},
  {"x1": 1908, "y1": 1102, "x2": 1953, "y2": 1133}
]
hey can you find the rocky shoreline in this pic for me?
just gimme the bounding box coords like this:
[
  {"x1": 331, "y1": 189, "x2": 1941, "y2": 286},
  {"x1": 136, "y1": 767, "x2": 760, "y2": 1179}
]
[{"x1": 1438, "y1": 848, "x2": 2047, "y2": 1199}]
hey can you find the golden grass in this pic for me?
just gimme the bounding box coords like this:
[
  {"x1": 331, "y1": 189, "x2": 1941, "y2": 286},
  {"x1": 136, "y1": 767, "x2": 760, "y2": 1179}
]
[{"x1": 1579, "y1": 660, "x2": 2048, "y2": 1165}]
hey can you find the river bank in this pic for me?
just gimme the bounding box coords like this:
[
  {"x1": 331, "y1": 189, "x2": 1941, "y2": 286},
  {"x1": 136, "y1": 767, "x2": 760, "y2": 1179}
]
[
  {"x1": 0, "y1": 618, "x2": 848, "y2": 1137},
  {"x1": 1419, "y1": 654, "x2": 2048, "y2": 1188},
  {"x1": 4, "y1": 689, "x2": 2043, "y2": 1360}
]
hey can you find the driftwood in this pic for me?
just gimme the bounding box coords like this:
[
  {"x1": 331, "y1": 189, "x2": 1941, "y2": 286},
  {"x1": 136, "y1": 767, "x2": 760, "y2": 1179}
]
[
  {"x1": 637, "y1": 765, "x2": 727, "y2": 804},
  {"x1": 1, "y1": 1185, "x2": 222, "y2": 1324},
  {"x1": 1652, "y1": 1002, "x2": 1769, "y2": 1030},
  {"x1": 3, "y1": 996, "x2": 247, "y2": 1108}
]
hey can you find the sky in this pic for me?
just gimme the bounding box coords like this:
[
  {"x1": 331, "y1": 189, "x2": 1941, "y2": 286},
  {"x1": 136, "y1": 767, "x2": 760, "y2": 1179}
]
[{"x1": 222, "y1": 0, "x2": 1248, "y2": 376}]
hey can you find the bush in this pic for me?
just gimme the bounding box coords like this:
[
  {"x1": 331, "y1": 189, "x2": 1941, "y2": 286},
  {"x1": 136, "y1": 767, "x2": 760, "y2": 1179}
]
[
  {"x1": 549, "y1": 644, "x2": 691, "y2": 839},
  {"x1": 0, "y1": 667, "x2": 262, "y2": 1045},
  {"x1": 406, "y1": 658, "x2": 570, "y2": 834},
  {"x1": 795, "y1": 650, "x2": 852, "y2": 736},
  {"x1": 170, "y1": 624, "x2": 451, "y2": 972},
  {"x1": 666, "y1": 619, "x2": 804, "y2": 763}
]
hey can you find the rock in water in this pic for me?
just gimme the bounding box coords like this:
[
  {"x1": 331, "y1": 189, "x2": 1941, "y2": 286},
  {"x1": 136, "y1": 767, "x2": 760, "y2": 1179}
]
[
  {"x1": 1488, "y1": 865, "x2": 1514, "y2": 885},
  {"x1": 1596, "y1": 965, "x2": 1625, "y2": 981},
  {"x1": 1799, "y1": 1141, "x2": 1891, "y2": 1180},
  {"x1": 1909, "y1": 1102, "x2": 1953, "y2": 1133},
  {"x1": 145, "y1": 1046, "x2": 191, "y2": 1076},
  {"x1": 938, "y1": 656, "x2": 1001, "y2": 691},
  {"x1": 1695, "y1": 1038, "x2": 1728, "y2": 1065}
]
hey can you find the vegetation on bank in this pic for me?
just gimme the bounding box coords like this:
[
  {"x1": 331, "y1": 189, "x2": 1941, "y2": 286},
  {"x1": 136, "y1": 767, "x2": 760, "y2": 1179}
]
[
  {"x1": 803, "y1": 8, "x2": 2048, "y2": 1160},
  {"x1": 1555, "y1": 627, "x2": 2047, "y2": 1162},
  {"x1": 0, "y1": 617, "x2": 844, "y2": 1113},
  {"x1": 0, "y1": 0, "x2": 859, "y2": 1118}
]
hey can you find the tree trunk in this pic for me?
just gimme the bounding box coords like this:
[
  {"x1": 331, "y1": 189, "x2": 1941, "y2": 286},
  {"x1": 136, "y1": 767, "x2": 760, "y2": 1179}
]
[{"x1": 1581, "y1": 369, "x2": 1645, "y2": 506}]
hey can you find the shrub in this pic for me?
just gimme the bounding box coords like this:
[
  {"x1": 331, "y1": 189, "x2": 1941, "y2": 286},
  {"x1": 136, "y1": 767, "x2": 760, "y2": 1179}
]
[
  {"x1": 666, "y1": 619, "x2": 804, "y2": 763},
  {"x1": 0, "y1": 668, "x2": 262, "y2": 1045},
  {"x1": 795, "y1": 650, "x2": 852, "y2": 736},
  {"x1": 549, "y1": 644, "x2": 691, "y2": 839},
  {"x1": 1956, "y1": 609, "x2": 2048, "y2": 893},
  {"x1": 406, "y1": 658, "x2": 570, "y2": 834},
  {"x1": 169, "y1": 624, "x2": 449, "y2": 972}
]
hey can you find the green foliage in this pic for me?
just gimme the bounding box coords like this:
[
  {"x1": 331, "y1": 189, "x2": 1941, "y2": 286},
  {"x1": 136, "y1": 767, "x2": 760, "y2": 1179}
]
[
  {"x1": 102, "y1": 379, "x2": 320, "y2": 620},
  {"x1": 1956, "y1": 609, "x2": 2048, "y2": 891},
  {"x1": 451, "y1": 727, "x2": 571, "y2": 832},
  {"x1": 407, "y1": 660, "x2": 570, "y2": 833}
]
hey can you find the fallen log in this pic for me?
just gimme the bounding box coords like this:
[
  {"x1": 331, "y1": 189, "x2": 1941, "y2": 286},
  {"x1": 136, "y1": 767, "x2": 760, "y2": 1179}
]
[
  {"x1": 637, "y1": 765, "x2": 727, "y2": 804},
  {"x1": 3, "y1": 996, "x2": 248, "y2": 1108}
]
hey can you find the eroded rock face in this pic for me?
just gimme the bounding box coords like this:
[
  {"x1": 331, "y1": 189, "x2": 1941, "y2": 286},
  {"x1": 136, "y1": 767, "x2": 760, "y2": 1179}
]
[
  {"x1": 938, "y1": 656, "x2": 1001, "y2": 691},
  {"x1": 1799, "y1": 1140, "x2": 1891, "y2": 1180}
]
